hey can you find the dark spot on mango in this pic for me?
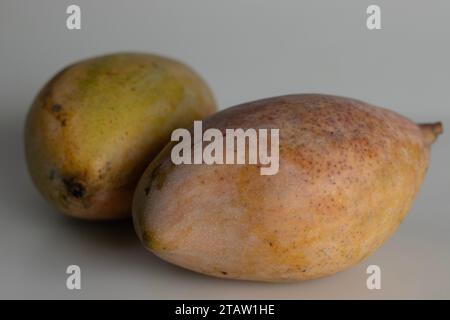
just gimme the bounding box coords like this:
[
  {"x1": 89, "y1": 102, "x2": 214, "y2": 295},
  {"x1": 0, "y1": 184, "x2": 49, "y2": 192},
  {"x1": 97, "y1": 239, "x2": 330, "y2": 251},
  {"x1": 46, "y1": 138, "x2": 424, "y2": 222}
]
[
  {"x1": 48, "y1": 104, "x2": 67, "y2": 127},
  {"x1": 145, "y1": 163, "x2": 166, "y2": 194},
  {"x1": 51, "y1": 104, "x2": 62, "y2": 112},
  {"x1": 49, "y1": 169, "x2": 56, "y2": 181},
  {"x1": 142, "y1": 231, "x2": 151, "y2": 244},
  {"x1": 63, "y1": 178, "x2": 86, "y2": 198}
]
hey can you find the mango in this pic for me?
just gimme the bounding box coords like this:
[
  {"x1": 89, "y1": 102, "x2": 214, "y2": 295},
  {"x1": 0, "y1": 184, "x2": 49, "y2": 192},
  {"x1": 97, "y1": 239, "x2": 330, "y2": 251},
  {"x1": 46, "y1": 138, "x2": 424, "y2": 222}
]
[
  {"x1": 25, "y1": 53, "x2": 216, "y2": 220},
  {"x1": 133, "y1": 94, "x2": 442, "y2": 282}
]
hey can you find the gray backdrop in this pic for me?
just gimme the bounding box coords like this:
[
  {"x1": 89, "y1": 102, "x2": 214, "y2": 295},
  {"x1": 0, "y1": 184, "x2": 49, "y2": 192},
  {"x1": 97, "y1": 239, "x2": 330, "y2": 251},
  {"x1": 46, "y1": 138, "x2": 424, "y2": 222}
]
[{"x1": 0, "y1": 0, "x2": 449, "y2": 299}]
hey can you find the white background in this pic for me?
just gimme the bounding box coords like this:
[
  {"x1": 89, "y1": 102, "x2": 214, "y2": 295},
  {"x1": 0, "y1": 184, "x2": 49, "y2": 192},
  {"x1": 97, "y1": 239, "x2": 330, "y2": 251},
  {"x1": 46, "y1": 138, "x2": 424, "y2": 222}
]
[{"x1": 0, "y1": 0, "x2": 449, "y2": 299}]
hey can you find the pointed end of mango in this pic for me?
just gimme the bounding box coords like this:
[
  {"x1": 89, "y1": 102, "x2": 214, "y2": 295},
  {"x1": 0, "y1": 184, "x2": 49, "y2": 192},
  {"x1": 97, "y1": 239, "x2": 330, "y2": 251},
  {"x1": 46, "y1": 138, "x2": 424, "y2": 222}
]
[{"x1": 419, "y1": 122, "x2": 443, "y2": 146}]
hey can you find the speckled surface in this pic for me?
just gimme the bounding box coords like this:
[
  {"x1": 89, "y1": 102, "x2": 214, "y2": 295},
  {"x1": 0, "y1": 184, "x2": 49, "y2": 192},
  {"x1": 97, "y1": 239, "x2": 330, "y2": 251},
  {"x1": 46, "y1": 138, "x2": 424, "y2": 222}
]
[{"x1": 134, "y1": 94, "x2": 439, "y2": 281}]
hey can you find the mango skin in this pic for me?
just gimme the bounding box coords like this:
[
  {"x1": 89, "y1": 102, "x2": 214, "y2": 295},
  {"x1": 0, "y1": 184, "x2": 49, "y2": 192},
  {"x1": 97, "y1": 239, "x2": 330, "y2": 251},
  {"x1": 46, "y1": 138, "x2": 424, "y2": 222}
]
[
  {"x1": 133, "y1": 94, "x2": 441, "y2": 282},
  {"x1": 25, "y1": 53, "x2": 216, "y2": 220}
]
